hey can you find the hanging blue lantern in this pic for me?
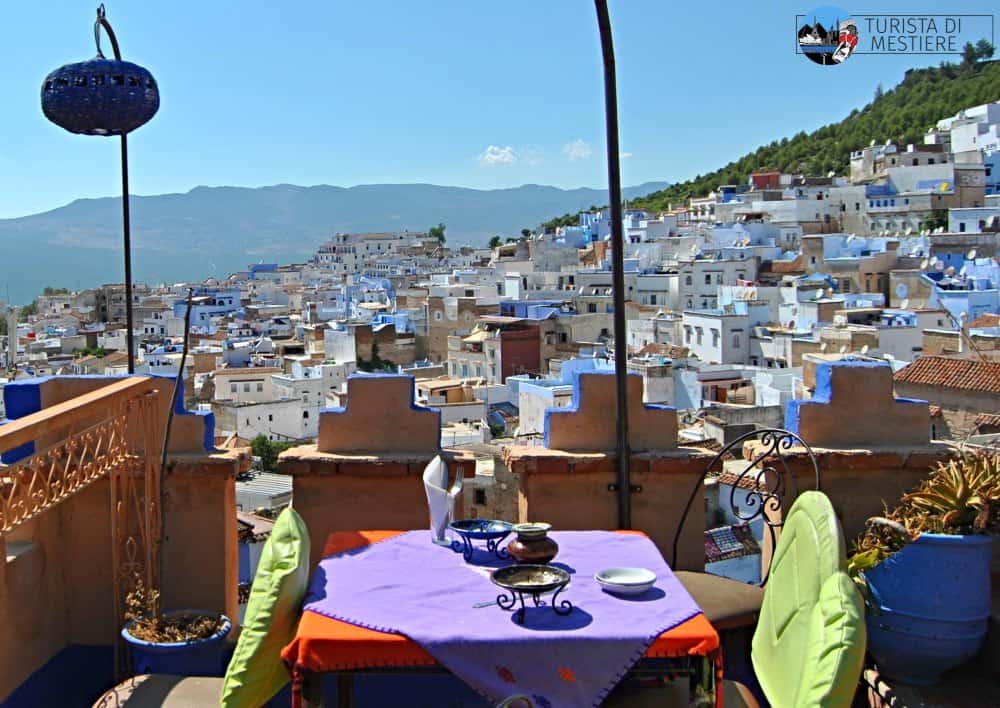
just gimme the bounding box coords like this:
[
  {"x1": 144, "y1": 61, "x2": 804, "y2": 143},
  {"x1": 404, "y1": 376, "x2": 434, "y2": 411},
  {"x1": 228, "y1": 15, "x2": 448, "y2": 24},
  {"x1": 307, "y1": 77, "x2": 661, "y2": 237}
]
[{"x1": 41, "y1": 5, "x2": 159, "y2": 136}]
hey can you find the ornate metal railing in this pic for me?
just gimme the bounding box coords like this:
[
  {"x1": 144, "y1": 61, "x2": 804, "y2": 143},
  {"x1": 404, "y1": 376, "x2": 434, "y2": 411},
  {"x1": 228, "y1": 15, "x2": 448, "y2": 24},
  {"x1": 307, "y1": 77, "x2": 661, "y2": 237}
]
[
  {"x1": 0, "y1": 377, "x2": 164, "y2": 674},
  {"x1": 671, "y1": 428, "x2": 820, "y2": 585}
]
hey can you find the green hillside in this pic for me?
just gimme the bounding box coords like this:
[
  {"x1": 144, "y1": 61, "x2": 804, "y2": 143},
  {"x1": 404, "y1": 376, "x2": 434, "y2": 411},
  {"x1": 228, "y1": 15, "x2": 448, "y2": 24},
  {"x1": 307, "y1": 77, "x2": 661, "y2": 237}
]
[{"x1": 546, "y1": 56, "x2": 1000, "y2": 225}]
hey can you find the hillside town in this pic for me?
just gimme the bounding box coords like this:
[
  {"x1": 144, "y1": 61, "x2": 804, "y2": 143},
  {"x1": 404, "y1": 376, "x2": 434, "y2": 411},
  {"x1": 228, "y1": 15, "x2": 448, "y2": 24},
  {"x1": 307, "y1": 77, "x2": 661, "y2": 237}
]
[
  {"x1": 3, "y1": 91, "x2": 1000, "y2": 635},
  {"x1": 4, "y1": 100, "x2": 998, "y2": 462}
]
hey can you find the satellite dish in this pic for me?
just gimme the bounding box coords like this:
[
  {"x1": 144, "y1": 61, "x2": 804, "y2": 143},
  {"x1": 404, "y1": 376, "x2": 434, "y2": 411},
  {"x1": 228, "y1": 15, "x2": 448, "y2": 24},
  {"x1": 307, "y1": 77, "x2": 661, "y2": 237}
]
[
  {"x1": 929, "y1": 256, "x2": 939, "y2": 267},
  {"x1": 827, "y1": 170, "x2": 836, "y2": 178},
  {"x1": 967, "y1": 249, "x2": 977, "y2": 260},
  {"x1": 826, "y1": 287, "x2": 835, "y2": 297},
  {"x1": 946, "y1": 266, "x2": 956, "y2": 276},
  {"x1": 904, "y1": 227, "x2": 913, "y2": 236},
  {"x1": 869, "y1": 139, "x2": 876, "y2": 147},
  {"x1": 820, "y1": 342, "x2": 828, "y2": 352},
  {"x1": 895, "y1": 282, "x2": 908, "y2": 298},
  {"x1": 920, "y1": 258, "x2": 929, "y2": 269},
  {"x1": 885, "y1": 139, "x2": 893, "y2": 146},
  {"x1": 839, "y1": 345, "x2": 848, "y2": 353},
  {"x1": 900, "y1": 298, "x2": 910, "y2": 309},
  {"x1": 935, "y1": 260, "x2": 945, "y2": 271},
  {"x1": 815, "y1": 288, "x2": 825, "y2": 300},
  {"x1": 960, "y1": 265, "x2": 968, "y2": 276},
  {"x1": 861, "y1": 344, "x2": 870, "y2": 355},
  {"x1": 846, "y1": 234, "x2": 855, "y2": 243}
]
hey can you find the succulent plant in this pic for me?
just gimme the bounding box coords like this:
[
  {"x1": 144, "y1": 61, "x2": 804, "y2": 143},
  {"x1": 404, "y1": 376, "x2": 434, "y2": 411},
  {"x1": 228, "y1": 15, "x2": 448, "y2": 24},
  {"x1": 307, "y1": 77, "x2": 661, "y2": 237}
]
[{"x1": 848, "y1": 449, "x2": 1000, "y2": 579}]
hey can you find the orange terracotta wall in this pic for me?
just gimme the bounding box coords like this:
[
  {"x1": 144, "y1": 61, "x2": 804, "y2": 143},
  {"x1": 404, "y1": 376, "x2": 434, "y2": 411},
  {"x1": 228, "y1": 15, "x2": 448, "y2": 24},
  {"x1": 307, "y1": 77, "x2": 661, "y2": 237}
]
[
  {"x1": 161, "y1": 453, "x2": 245, "y2": 623},
  {"x1": 504, "y1": 449, "x2": 711, "y2": 572}
]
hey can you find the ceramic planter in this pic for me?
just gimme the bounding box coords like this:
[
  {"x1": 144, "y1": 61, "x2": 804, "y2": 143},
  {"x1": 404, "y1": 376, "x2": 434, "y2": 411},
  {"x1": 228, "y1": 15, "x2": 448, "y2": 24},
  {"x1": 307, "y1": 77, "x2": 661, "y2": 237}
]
[
  {"x1": 862, "y1": 533, "x2": 992, "y2": 685},
  {"x1": 122, "y1": 611, "x2": 231, "y2": 677}
]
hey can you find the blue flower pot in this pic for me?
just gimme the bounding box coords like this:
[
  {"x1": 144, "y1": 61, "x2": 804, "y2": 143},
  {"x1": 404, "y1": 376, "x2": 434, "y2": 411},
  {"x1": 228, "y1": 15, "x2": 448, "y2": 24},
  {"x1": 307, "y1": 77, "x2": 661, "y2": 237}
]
[
  {"x1": 122, "y1": 611, "x2": 231, "y2": 677},
  {"x1": 863, "y1": 533, "x2": 992, "y2": 685}
]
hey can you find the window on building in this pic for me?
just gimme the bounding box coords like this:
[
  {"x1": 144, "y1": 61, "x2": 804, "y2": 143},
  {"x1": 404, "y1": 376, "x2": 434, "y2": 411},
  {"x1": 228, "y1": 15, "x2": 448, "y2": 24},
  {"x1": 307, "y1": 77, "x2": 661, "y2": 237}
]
[
  {"x1": 685, "y1": 327, "x2": 692, "y2": 344},
  {"x1": 704, "y1": 274, "x2": 711, "y2": 285},
  {"x1": 685, "y1": 275, "x2": 692, "y2": 286},
  {"x1": 650, "y1": 294, "x2": 657, "y2": 305},
  {"x1": 474, "y1": 488, "x2": 487, "y2": 505},
  {"x1": 588, "y1": 303, "x2": 597, "y2": 313},
  {"x1": 696, "y1": 328, "x2": 703, "y2": 345},
  {"x1": 855, "y1": 202, "x2": 860, "y2": 211},
  {"x1": 912, "y1": 158, "x2": 918, "y2": 166},
  {"x1": 559, "y1": 332, "x2": 568, "y2": 343},
  {"x1": 434, "y1": 311, "x2": 443, "y2": 321},
  {"x1": 711, "y1": 329, "x2": 719, "y2": 347},
  {"x1": 303, "y1": 411, "x2": 309, "y2": 419},
  {"x1": 257, "y1": 383, "x2": 264, "y2": 392},
  {"x1": 231, "y1": 383, "x2": 237, "y2": 393},
  {"x1": 716, "y1": 274, "x2": 724, "y2": 284},
  {"x1": 733, "y1": 333, "x2": 741, "y2": 348},
  {"x1": 243, "y1": 383, "x2": 250, "y2": 393},
  {"x1": 268, "y1": 414, "x2": 273, "y2": 422}
]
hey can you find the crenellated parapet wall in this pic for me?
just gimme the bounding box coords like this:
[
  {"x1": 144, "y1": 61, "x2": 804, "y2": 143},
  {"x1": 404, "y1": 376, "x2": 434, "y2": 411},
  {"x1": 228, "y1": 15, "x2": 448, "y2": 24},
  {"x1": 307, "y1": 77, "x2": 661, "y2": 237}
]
[
  {"x1": 785, "y1": 359, "x2": 930, "y2": 449},
  {"x1": 544, "y1": 372, "x2": 678, "y2": 452},
  {"x1": 281, "y1": 373, "x2": 459, "y2": 567},
  {"x1": 317, "y1": 374, "x2": 440, "y2": 454}
]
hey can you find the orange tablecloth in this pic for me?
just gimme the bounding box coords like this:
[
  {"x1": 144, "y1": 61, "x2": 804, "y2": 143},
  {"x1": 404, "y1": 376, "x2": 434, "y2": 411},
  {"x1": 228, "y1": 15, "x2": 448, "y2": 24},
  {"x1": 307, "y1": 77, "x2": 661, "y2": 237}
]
[{"x1": 282, "y1": 530, "x2": 720, "y2": 676}]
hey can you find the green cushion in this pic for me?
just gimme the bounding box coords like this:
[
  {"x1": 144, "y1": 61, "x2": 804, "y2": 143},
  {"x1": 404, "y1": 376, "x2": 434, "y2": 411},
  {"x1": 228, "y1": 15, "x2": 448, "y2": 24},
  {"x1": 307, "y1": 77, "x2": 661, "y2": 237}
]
[
  {"x1": 221, "y1": 507, "x2": 311, "y2": 708},
  {"x1": 797, "y1": 572, "x2": 866, "y2": 707},
  {"x1": 752, "y1": 491, "x2": 864, "y2": 708}
]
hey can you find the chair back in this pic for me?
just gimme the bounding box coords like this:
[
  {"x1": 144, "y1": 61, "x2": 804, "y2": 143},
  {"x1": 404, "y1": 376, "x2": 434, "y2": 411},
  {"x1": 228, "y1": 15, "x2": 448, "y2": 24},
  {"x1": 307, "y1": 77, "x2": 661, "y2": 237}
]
[
  {"x1": 751, "y1": 491, "x2": 865, "y2": 708},
  {"x1": 670, "y1": 428, "x2": 819, "y2": 585}
]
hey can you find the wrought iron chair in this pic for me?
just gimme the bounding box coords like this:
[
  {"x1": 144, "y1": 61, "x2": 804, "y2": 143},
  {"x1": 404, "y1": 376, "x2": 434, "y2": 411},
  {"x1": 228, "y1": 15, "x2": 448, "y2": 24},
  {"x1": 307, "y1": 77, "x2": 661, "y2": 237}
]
[{"x1": 670, "y1": 428, "x2": 820, "y2": 705}]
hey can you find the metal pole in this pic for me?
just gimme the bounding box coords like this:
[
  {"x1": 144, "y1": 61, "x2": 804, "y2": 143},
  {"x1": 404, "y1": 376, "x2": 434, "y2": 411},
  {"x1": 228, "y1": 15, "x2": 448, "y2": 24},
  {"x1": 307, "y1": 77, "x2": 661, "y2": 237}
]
[
  {"x1": 121, "y1": 135, "x2": 135, "y2": 373},
  {"x1": 594, "y1": 0, "x2": 631, "y2": 529},
  {"x1": 96, "y1": 7, "x2": 135, "y2": 374}
]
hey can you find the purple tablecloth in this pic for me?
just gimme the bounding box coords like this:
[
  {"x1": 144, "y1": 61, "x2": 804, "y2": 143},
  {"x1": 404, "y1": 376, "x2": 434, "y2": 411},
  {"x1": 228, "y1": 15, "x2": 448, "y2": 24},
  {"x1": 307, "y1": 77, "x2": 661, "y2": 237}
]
[{"x1": 302, "y1": 530, "x2": 702, "y2": 707}]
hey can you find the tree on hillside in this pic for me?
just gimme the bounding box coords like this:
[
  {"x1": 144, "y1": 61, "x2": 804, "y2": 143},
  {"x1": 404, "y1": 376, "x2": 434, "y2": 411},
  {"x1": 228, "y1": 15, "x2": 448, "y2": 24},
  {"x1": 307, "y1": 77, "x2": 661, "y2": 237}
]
[
  {"x1": 251, "y1": 434, "x2": 294, "y2": 472},
  {"x1": 428, "y1": 223, "x2": 446, "y2": 243},
  {"x1": 975, "y1": 39, "x2": 996, "y2": 61},
  {"x1": 42, "y1": 286, "x2": 70, "y2": 296},
  {"x1": 567, "y1": 59, "x2": 1000, "y2": 213},
  {"x1": 18, "y1": 302, "x2": 37, "y2": 320},
  {"x1": 963, "y1": 42, "x2": 979, "y2": 66},
  {"x1": 488, "y1": 235, "x2": 502, "y2": 249},
  {"x1": 520, "y1": 228, "x2": 531, "y2": 239}
]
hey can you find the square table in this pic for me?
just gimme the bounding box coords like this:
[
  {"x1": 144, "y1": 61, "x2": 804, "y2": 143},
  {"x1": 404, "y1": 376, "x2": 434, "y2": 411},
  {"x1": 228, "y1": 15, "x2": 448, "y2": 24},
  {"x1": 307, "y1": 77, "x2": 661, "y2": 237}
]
[{"x1": 282, "y1": 530, "x2": 721, "y2": 708}]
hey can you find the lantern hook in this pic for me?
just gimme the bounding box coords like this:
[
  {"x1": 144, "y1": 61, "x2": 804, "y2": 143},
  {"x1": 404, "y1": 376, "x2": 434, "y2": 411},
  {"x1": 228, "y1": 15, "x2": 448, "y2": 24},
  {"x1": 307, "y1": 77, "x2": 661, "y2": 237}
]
[{"x1": 94, "y1": 4, "x2": 123, "y2": 61}]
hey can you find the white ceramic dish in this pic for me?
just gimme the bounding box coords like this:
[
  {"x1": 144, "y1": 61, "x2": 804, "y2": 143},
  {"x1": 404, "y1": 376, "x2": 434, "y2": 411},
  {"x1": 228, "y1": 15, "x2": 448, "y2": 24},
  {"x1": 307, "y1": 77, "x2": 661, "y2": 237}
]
[{"x1": 595, "y1": 567, "x2": 657, "y2": 596}]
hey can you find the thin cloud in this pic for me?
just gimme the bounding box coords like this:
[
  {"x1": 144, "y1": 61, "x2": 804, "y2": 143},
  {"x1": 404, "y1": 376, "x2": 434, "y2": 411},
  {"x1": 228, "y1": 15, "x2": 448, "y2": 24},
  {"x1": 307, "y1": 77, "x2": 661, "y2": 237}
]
[
  {"x1": 621, "y1": 152, "x2": 633, "y2": 159},
  {"x1": 478, "y1": 145, "x2": 516, "y2": 167},
  {"x1": 562, "y1": 139, "x2": 593, "y2": 161}
]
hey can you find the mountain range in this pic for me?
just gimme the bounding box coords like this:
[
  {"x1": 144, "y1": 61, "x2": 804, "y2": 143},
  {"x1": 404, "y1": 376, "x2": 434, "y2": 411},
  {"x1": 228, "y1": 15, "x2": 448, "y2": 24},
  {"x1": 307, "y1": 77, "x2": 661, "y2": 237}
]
[{"x1": 0, "y1": 181, "x2": 667, "y2": 305}]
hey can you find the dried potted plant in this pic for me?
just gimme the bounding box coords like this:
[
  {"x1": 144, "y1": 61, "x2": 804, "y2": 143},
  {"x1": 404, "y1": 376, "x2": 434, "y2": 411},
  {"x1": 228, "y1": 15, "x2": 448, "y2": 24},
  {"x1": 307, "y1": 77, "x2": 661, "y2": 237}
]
[
  {"x1": 121, "y1": 573, "x2": 232, "y2": 676},
  {"x1": 848, "y1": 449, "x2": 999, "y2": 685}
]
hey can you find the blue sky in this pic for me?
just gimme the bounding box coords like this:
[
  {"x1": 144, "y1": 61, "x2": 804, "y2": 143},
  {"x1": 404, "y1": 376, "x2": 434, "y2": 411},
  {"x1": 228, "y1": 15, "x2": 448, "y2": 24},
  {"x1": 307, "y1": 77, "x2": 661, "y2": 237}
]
[{"x1": 0, "y1": 0, "x2": 996, "y2": 218}]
